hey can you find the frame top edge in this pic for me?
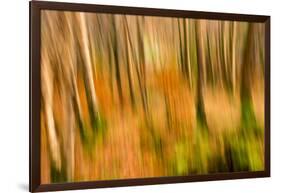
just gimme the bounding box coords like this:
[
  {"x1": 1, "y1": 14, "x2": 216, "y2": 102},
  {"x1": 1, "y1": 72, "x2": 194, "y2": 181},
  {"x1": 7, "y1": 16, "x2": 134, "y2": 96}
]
[{"x1": 30, "y1": 1, "x2": 269, "y2": 22}]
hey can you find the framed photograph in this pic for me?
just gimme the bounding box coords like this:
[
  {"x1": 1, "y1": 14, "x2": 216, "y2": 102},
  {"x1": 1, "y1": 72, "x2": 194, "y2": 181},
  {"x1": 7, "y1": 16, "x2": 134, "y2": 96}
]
[{"x1": 30, "y1": 1, "x2": 270, "y2": 192}]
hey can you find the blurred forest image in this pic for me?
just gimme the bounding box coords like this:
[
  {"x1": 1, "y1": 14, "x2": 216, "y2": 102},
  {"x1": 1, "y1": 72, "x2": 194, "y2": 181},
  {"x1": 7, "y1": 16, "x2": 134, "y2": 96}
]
[{"x1": 40, "y1": 10, "x2": 265, "y2": 183}]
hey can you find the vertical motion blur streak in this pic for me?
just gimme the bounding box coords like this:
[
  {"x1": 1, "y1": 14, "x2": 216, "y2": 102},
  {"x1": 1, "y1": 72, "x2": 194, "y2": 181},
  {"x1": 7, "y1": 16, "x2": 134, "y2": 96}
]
[{"x1": 40, "y1": 10, "x2": 265, "y2": 183}]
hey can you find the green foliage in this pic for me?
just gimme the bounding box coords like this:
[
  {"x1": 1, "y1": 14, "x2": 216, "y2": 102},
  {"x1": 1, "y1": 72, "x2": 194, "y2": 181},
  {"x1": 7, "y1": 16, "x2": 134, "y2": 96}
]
[
  {"x1": 246, "y1": 137, "x2": 264, "y2": 171},
  {"x1": 79, "y1": 114, "x2": 107, "y2": 153},
  {"x1": 241, "y1": 98, "x2": 257, "y2": 130},
  {"x1": 229, "y1": 133, "x2": 264, "y2": 172},
  {"x1": 229, "y1": 135, "x2": 250, "y2": 171},
  {"x1": 173, "y1": 141, "x2": 189, "y2": 175},
  {"x1": 50, "y1": 161, "x2": 67, "y2": 183}
]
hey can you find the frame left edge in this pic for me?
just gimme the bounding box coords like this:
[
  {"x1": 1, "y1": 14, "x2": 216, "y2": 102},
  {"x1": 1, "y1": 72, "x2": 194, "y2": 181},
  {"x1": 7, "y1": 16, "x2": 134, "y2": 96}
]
[{"x1": 30, "y1": 1, "x2": 41, "y2": 192}]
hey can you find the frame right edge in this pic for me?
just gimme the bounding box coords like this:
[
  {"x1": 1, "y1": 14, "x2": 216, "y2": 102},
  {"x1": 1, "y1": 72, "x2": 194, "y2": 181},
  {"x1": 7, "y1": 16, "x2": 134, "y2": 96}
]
[{"x1": 264, "y1": 16, "x2": 271, "y2": 177}]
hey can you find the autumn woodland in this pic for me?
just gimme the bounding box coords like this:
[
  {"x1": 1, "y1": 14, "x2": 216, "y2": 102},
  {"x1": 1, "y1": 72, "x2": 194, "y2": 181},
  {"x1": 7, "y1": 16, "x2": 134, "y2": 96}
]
[{"x1": 40, "y1": 10, "x2": 265, "y2": 183}]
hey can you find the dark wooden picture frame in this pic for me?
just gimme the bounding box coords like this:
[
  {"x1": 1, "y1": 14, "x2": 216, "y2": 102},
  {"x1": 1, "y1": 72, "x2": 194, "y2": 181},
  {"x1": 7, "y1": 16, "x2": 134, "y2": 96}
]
[{"x1": 30, "y1": 1, "x2": 270, "y2": 192}]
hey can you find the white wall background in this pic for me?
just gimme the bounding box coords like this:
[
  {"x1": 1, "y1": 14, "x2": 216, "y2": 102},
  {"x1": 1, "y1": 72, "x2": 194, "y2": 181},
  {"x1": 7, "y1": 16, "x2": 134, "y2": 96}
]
[{"x1": 0, "y1": 0, "x2": 279, "y2": 192}]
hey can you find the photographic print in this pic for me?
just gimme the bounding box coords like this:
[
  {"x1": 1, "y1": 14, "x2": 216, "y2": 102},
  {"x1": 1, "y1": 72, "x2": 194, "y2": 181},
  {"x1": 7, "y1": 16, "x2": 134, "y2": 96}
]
[{"x1": 30, "y1": 1, "x2": 270, "y2": 191}]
